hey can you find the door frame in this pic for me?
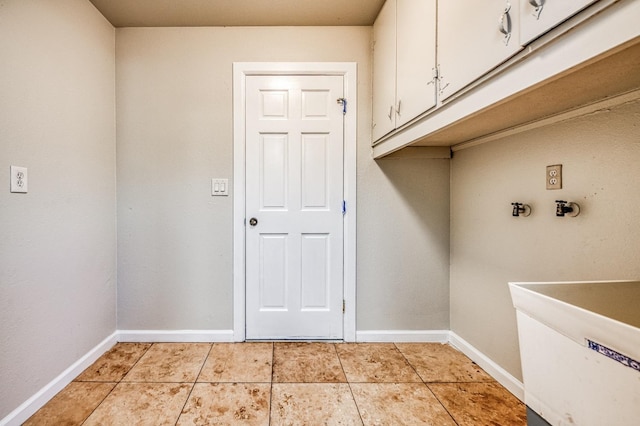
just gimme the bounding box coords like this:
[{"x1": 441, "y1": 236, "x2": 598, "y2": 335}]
[{"x1": 232, "y1": 62, "x2": 357, "y2": 342}]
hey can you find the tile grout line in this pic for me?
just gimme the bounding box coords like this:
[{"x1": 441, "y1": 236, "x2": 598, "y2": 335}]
[
  {"x1": 393, "y1": 342, "x2": 425, "y2": 381},
  {"x1": 393, "y1": 343, "x2": 461, "y2": 426},
  {"x1": 31, "y1": 342, "x2": 526, "y2": 425},
  {"x1": 424, "y1": 382, "x2": 461, "y2": 426},
  {"x1": 268, "y1": 342, "x2": 275, "y2": 426},
  {"x1": 174, "y1": 342, "x2": 214, "y2": 426},
  {"x1": 80, "y1": 342, "x2": 154, "y2": 425},
  {"x1": 333, "y1": 343, "x2": 365, "y2": 425},
  {"x1": 78, "y1": 382, "x2": 116, "y2": 426},
  {"x1": 192, "y1": 342, "x2": 215, "y2": 384}
]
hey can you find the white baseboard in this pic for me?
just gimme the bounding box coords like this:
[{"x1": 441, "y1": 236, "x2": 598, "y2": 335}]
[
  {"x1": 117, "y1": 329, "x2": 235, "y2": 343},
  {"x1": 1, "y1": 329, "x2": 235, "y2": 426},
  {"x1": 2, "y1": 328, "x2": 524, "y2": 426},
  {"x1": 0, "y1": 332, "x2": 118, "y2": 426},
  {"x1": 356, "y1": 330, "x2": 450, "y2": 343},
  {"x1": 356, "y1": 330, "x2": 524, "y2": 401},
  {"x1": 449, "y1": 331, "x2": 524, "y2": 402}
]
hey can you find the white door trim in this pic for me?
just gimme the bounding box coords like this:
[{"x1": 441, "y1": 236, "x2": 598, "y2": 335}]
[{"x1": 233, "y1": 62, "x2": 357, "y2": 342}]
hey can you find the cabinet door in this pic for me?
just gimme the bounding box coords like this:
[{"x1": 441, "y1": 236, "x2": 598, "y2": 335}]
[
  {"x1": 372, "y1": 0, "x2": 397, "y2": 142},
  {"x1": 520, "y1": 0, "x2": 599, "y2": 45},
  {"x1": 438, "y1": 0, "x2": 523, "y2": 101},
  {"x1": 396, "y1": 0, "x2": 437, "y2": 127}
]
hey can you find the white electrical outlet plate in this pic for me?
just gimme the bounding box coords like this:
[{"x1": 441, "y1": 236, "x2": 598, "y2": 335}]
[
  {"x1": 10, "y1": 166, "x2": 28, "y2": 193},
  {"x1": 211, "y1": 178, "x2": 229, "y2": 196},
  {"x1": 546, "y1": 164, "x2": 562, "y2": 190}
]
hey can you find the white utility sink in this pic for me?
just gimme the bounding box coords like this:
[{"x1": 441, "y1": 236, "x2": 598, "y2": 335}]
[{"x1": 510, "y1": 280, "x2": 640, "y2": 426}]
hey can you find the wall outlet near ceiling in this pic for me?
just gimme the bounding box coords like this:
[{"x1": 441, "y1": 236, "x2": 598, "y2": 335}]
[
  {"x1": 10, "y1": 166, "x2": 28, "y2": 193},
  {"x1": 546, "y1": 164, "x2": 562, "y2": 190}
]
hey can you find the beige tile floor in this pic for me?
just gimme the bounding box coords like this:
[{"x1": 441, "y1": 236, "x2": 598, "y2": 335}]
[{"x1": 25, "y1": 342, "x2": 526, "y2": 425}]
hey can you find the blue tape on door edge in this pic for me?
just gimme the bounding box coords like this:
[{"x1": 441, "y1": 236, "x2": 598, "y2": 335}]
[{"x1": 587, "y1": 340, "x2": 640, "y2": 373}]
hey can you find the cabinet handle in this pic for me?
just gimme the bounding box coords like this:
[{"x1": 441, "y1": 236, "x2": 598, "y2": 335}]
[
  {"x1": 434, "y1": 65, "x2": 450, "y2": 98},
  {"x1": 396, "y1": 99, "x2": 402, "y2": 115},
  {"x1": 529, "y1": 0, "x2": 544, "y2": 19},
  {"x1": 388, "y1": 105, "x2": 393, "y2": 120},
  {"x1": 498, "y1": 2, "x2": 513, "y2": 46},
  {"x1": 438, "y1": 82, "x2": 450, "y2": 97}
]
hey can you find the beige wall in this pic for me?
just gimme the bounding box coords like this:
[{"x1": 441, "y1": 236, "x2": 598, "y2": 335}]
[
  {"x1": 0, "y1": 0, "x2": 116, "y2": 418},
  {"x1": 116, "y1": 26, "x2": 451, "y2": 332},
  {"x1": 450, "y1": 99, "x2": 640, "y2": 380}
]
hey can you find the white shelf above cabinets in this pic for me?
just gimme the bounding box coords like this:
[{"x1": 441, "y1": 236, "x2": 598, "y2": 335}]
[
  {"x1": 371, "y1": 0, "x2": 640, "y2": 158},
  {"x1": 371, "y1": 0, "x2": 437, "y2": 143}
]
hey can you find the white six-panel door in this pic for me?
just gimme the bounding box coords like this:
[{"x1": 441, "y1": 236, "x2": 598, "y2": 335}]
[{"x1": 245, "y1": 75, "x2": 344, "y2": 339}]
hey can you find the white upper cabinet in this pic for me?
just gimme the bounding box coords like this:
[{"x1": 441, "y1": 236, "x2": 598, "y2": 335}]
[
  {"x1": 372, "y1": 0, "x2": 437, "y2": 142},
  {"x1": 371, "y1": 0, "x2": 638, "y2": 156},
  {"x1": 437, "y1": 0, "x2": 524, "y2": 101},
  {"x1": 372, "y1": 0, "x2": 397, "y2": 142},
  {"x1": 519, "y1": 0, "x2": 600, "y2": 45},
  {"x1": 396, "y1": 0, "x2": 437, "y2": 127}
]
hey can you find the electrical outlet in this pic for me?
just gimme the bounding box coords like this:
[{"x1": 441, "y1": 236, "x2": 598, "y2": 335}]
[
  {"x1": 10, "y1": 166, "x2": 28, "y2": 193},
  {"x1": 546, "y1": 164, "x2": 562, "y2": 190}
]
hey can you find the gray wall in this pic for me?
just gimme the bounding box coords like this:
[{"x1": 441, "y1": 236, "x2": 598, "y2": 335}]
[
  {"x1": 450, "y1": 99, "x2": 640, "y2": 380},
  {"x1": 6, "y1": 2, "x2": 637, "y2": 416},
  {"x1": 0, "y1": 0, "x2": 116, "y2": 418},
  {"x1": 360, "y1": 156, "x2": 450, "y2": 329},
  {"x1": 116, "y1": 27, "x2": 451, "y2": 332}
]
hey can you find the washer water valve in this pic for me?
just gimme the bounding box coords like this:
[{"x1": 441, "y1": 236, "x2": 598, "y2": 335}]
[
  {"x1": 556, "y1": 200, "x2": 580, "y2": 217},
  {"x1": 511, "y1": 202, "x2": 531, "y2": 217}
]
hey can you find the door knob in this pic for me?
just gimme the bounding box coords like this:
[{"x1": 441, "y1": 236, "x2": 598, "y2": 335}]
[{"x1": 249, "y1": 217, "x2": 258, "y2": 226}]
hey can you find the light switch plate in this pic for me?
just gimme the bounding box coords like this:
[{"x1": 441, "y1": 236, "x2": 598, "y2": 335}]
[
  {"x1": 212, "y1": 178, "x2": 229, "y2": 196},
  {"x1": 10, "y1": 166, "x2": 28, "y2": 193},
  {"x1": 546, "y1": 164, "x2": 562, "y2": 190}
]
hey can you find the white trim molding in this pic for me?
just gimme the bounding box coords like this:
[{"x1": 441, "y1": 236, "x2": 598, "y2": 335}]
[
  {"x1": 232, "y1": 62, "x2": 358, "y2": 342},
  {"x1": 2, "y1": 329, "x2": 526, "y2": 425},
  {"x1": 0, "y1": 332, "x2": 118, "y2": 426},
  {"x1": 117, "y1": 330, "x2": 235, "y2": 343},
  {"x1": 356, "y1": 329, "x2": 524, "y2": 402},
  {"x1": 449, "y1": 331, "x2": 524, "y2": 402},
  {"x1": 356, "y1": 330, "x2": 450, "y2": 343}
]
